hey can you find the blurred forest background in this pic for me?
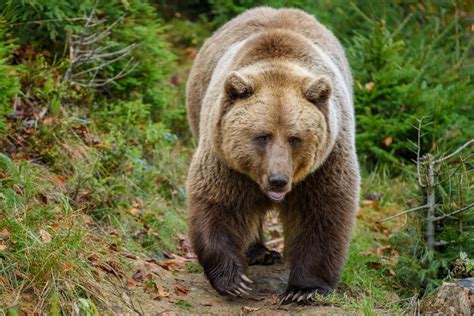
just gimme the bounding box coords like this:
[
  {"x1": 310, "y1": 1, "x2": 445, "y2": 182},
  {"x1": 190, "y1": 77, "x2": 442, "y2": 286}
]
[{"x1": 0, "y1": 0, "x2": 472, "y2": 314}]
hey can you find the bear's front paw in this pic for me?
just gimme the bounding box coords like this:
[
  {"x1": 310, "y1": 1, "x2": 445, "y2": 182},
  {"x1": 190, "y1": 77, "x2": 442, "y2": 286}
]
[
  {"x1": 206, "y1": 264, "x2": 254, "y2": 297},
  {"x1": 279, "y1": 286, "x2": 330, "y2": 304}
]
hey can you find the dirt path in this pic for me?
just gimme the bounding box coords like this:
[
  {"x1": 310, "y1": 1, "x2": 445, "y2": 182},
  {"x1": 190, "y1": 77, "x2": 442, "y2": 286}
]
[
  {"x1": 92, "y1": 215, "x2": 372, "y2": 315},
  {"x1": 101, "y1": 256, "x2": 357, "y2": 315}
]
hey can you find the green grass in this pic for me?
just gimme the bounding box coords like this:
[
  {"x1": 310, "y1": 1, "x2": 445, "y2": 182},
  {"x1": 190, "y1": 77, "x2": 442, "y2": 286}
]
[
  {"x1": 175, "y1": 300, "x2": 193, "y2": 310},
  {"x1": 186, "y1": 262, "x2": 204, "y2": 273},
  {"x1": 0, "y1": 154, "x2": 99, "y2": 310},
  {"x1": 0, "y1": 49, "x2": 188, "y2": 312},
  {"x1": 0, "y1": 104, "x2": 189, "y2": 311}
]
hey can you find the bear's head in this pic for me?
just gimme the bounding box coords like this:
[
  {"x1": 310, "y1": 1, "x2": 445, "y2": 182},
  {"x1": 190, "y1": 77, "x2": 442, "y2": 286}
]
[{"x1": 212, "y1": 63, "x2": 336, "y2": 202}]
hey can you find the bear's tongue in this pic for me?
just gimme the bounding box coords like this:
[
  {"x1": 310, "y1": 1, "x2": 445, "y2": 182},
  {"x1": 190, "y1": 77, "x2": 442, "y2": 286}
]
[{"x1": 268, "y1": 191, "x2": 285, "y2": 201}]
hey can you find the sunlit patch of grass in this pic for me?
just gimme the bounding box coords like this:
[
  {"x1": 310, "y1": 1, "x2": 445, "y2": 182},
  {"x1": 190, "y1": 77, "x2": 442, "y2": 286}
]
[
  {"x1": 175, "y1": 299, "x2": 193, "y2": 310},
  {"x1": 185, "y1": 262, "x2": 203, "y2": 273},
  {"x1": 0, "y1": 154, "x2": 107, "y2": 312},
  {"x1": 0, "y1": 97, "x2": 190, "y2": 311}
]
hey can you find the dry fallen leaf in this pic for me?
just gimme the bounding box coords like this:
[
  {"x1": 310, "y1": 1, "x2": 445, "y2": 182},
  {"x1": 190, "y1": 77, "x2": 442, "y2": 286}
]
[
  {"x1": 121, "y1": 252, "x2": 138, "y2": 260},
  {"x1": 109, "y1": 243, "x2": 119, "y2": 252},
  {"x1": 13, "y1": 184, "x2": 24, "y2": 196},
  {"x1": 39, "y1": 229, "x2": 52, "y2": 243},
  {"x1": 384, "y1": 136, "x2": 393, "y2": 146},
  {"x1": 42, "y1": 117, "x2": 54, "y2": 125},
  {"x1": 157, "y1": 259, "x2": 186, "y2": 272},
  {"x1": 0, "y1": 228, "x2": 10, "y2": 239},
  {"x1": 175, "y1": 284, "x2": 189, "y2": 296},
  {"x1": 81, "y1": 214, "x2": 94, "y2": 225},
  {"x1": 365, "y1": 81, "x2": 375, "y2": 92},
  {"x1": 63, "y1": 262, "x2": 72, "y2": 272},
  {"x1": 361, "y1": 199, "x2": 376, "y2": 206},
  {"x1": 9, "y1": 70, "x2": 20, "y2": 76},
  {"x1": 158, "y1": 289, "x2": 170, "y2": 297},
  {"x1": 126, "y1": 279, "x2": 141, "y2": 287},
  {"x1": 0, "y1": 244, "x2": 7, "y2": 251},
  {"x1": 129, "y1": 208, "x2": 140, "y2": 216},
  {"x1": 144, "y1": 260, "x2": 164, "y2": 275},
  {"x1": 366, "y1": 261, "x2": 382, "y2": 269},
  {"x1": 376, "y1": 245, "x2": 392, "y2": 256}
]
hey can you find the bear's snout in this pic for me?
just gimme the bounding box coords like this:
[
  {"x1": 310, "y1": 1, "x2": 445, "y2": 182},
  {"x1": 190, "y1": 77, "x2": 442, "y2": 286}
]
[
  {"x1": 265, "y1": 174, "x2": 291, "y2": 202},
  {"x1": 268, "y1": 174, "x2": 289, "y2": 190}
]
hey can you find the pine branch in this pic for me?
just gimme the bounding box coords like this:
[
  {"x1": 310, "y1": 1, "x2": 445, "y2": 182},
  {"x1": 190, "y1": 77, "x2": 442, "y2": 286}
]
[
  {"x1": 433, "y1": 203, "x2": 474, "y2": 222},
  {"x1": 378, "y1": 204, "x2": 429, "y2": 222},
  {"x1": 432, "y1": 139, "x2": 474, "y2": 165}
]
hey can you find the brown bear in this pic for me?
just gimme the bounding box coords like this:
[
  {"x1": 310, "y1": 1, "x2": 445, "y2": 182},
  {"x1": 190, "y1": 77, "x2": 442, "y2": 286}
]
[{"x1": 186, "y1": 7, "x2": 360, "y2": 303}]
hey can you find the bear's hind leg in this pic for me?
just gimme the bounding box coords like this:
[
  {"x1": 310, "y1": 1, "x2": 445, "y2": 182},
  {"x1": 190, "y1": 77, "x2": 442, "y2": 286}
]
[{"x1": 245, "y1": 221, "x2": 282, "y2": 265}]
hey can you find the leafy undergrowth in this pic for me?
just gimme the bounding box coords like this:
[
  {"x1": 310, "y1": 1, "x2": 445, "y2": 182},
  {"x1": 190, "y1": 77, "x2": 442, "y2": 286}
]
[
  {"x1": 0, "y1": 2, "x2": 191, "y2": 311},
  {"x1": 0, "y1": 101, "x2": 190, "y2": 312},
  {"x1": 0, "y1": 56, "x2": 193, "y2": 309}
]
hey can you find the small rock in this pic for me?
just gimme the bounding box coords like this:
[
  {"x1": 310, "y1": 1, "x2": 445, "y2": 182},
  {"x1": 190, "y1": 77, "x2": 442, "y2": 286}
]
[{"x1": 364, "y1": 192, "x2": 382, "y2": 202}]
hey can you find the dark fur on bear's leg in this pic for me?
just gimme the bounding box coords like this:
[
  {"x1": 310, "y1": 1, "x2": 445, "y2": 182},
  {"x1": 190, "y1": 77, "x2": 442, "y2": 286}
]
[
  {"x1": 279, "y1": 149, "x2": 358, "y2": 304},
  {"x1": 188, "y1": 195, "x2": 259, "y2": 297}
]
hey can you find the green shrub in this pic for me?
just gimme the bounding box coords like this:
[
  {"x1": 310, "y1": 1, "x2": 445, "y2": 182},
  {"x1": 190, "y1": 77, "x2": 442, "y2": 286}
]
[
  {"x1": 391, "y1": 140, "x2": 473, "y2": 296},
  {"x1": 2, "y1": 0, "x2": 180, "y2": 132},
  {"x1": 0, "y1": 0, "x2": 187, "y2": 308},
  {"x1": 0, "y1": 0, "x2": 92, "y2": 45},
  {"x1": 0, "y1": 16, "x2": 21, "y2": 137}
]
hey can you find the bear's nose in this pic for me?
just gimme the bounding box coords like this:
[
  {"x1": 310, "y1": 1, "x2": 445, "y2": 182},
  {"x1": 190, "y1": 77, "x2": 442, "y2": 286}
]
[{"x1": 268, "y1": 175, "x2": 289, "y2": 190}]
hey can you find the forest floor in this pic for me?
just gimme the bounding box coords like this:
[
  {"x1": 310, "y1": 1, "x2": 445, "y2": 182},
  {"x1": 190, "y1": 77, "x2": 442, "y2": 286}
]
[
  {"x1": 62, "y1": 208, "x2": 400, "y2": 315},
  {"x1": 96, "y1": 256, "x2": 380, "y2": 315}
]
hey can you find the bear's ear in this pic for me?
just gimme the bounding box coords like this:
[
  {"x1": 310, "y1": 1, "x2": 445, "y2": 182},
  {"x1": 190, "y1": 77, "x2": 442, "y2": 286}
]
[
  {"x1": 303, "y1": 76, "x2": 332, "y2": 106},
  {"x1": 224, "y1": 72, "x2": 254, "y2": 99}
]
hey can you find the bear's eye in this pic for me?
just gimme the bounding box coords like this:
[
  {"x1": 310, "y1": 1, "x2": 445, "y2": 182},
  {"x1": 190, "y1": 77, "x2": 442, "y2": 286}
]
[
  {"x1": 254, "y1": 134, "x2": 272, "y2": 146},
  {"x1": 288, "y1": 136, "x2": 302, "y2": 146}
]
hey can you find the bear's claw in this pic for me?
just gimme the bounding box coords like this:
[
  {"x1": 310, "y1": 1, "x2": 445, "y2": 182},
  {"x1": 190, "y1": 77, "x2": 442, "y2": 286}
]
[
  {"x1": 206, "y1": 258, "x2": 254, "y2": 296},
  {"x1": 218, "y1": 273, "x2": 254, "y2": 297},
  {"x1": 279, "y1": 287, "x2": 328, "y2": 305},
  {"x1": 241, "y1": 274, "x2": 254, "y2": 284}
]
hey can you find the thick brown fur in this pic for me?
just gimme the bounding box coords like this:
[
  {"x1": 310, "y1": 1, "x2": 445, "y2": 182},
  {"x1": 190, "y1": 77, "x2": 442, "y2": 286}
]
[{"x1": 186, "y1": 7, "x2": 360, "y2": 302}]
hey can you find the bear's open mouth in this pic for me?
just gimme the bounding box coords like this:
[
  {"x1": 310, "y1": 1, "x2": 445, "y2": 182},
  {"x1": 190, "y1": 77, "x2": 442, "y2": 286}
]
[{"x1": 267, "y1": 191, "x2": 286, "y2": 202}]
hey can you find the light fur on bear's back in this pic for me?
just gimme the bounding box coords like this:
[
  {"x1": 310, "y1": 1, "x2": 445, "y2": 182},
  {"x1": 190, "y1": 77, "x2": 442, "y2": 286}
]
[{"x1": 186, "y1": 7, "x2": 353, "y2": 142}]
